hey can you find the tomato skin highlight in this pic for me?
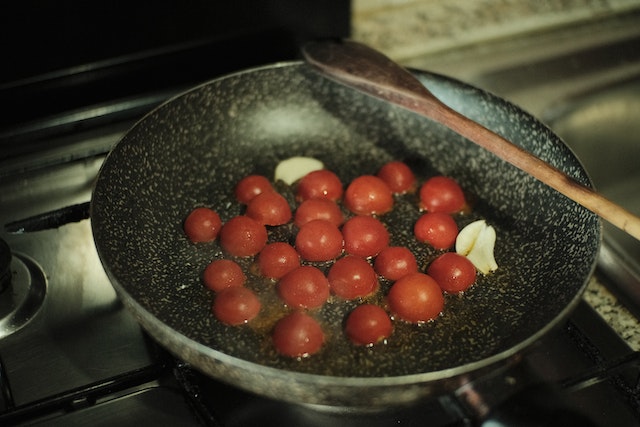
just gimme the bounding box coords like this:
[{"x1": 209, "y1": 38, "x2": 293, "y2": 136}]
[
  {"x1": 342, "y1": 215, "x2": 389, "y2": 258},
  {"x1": 374, "y1": 246, "x2": 418, "y2": 281},
  {"x1": 234, "y1": 175, "x2": 273, "y2": 204},
  {"x1": 294, "y1": 198, "x2": 344, "y2": 228},
  {"x1": 184, "y1": 207, "x2": 222, "y2": 243},
  {"x1": 419, "y1": 176, "x2": 466, "y2": 214},
  {"x1": 388, "y1": 272, "x2": 444, "y2": 323},
  {"x1": 376, "y1": 161, "x2": 416, "y2": 194},
  {"x1": 203, "y1": 259, "x2": 246, "y2": 292},
  {"x1": 344, "y1": 175, "x2": 394, "y2": 215},
  {"x1": 296, "y1": 169, "x2": 343, "y2": 202},
  {"x1": 295, "y1": 219, "x2": 344, "y2": 262},
  {"x1": 257, "y1": 242, "x2": 300, "y2": 280},
  {"x1": 428, "y1": 252, "x2": 477, "y2": 293},
  {"x1": 277, "y1": 266, "x2": 330, "y2": 309},
  {"x1": 327, "y1": 255, "x2": 378, "y2": 300},
  {"x1": 212, "y1": 287, "x2": 261, "y2": 326},
  {"x1": 345, "y1": 304, "x2": 393, "y2": 346},
  {"x1": 414, "y1": 212, "x2": 459, "y2": 250},
  {"x1": 245, "y1": 191, "x2": 292, "y2": 226},
  {"x1": 272, "y1": 311, "x2": 324, "y2": 357},
  {"x1": 219, "y1": 215, "x2": 268, "y2": 257}
]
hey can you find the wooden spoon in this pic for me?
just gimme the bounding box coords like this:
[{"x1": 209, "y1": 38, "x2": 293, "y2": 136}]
[{"x1": 302, "y1": 39, "x2": 640, "y2": 241}]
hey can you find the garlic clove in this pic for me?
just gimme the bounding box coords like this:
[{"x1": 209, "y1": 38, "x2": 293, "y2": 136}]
[
  {"x1": 274, "y1": 157, "x2": 324, "y2": 185},
  {"x1": 456, "y1": 220, "x2": 498, "y2": 275}
]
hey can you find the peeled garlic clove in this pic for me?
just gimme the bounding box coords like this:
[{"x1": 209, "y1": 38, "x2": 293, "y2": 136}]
[
  {"x1": 456, "y1": 220, "x2": 498, "y2": 275},
  {"x1": 274, "y1": 156, "x2": 324, "y2": 185}
]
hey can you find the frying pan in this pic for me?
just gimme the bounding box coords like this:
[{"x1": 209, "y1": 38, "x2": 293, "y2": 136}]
[{"x1": 90, "y1": 62, "x2": 600, "y2": 410}]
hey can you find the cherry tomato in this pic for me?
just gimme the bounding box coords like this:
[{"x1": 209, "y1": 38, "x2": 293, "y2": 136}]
[
  {"x1": 245, "y1": 191, "x2": 292, "y2": 226},
  {"x1": 342, "y1": 215, "x2": 389, "y2": 258},
  {"x1": 203, "y1": 259, "x2": 246, "y2": 292},
  {"x1": 212, "y1": 287, "x2": 261, "y2": 326},
  {"x1": 295, "y1": 169, "x2": 343, "y2": 202},
  {"x1": 344, "y1": 175, "x2": 394, "y2": 215},
  {"x1": 234, "y1": 175, "x2": 273, "y2": 204},
  {"x1": 376, "y1": 161, "x2": 416, "y2": 194},
  {"x1": 419, "y1": 176, "x2": 466, "y2": 214},
  {"x1": 374, "y1": 246, "x2": 418, "y2": 281},
  {"x1": 257, "y1": 242, "x2": 300, "y2": 280},
  {"x1": 388, "y1": 272, "x2": 444, "y2": 323},
  {"x1": 414, "y1": 212, "x2": 459, "y2": 250},
  {"x1": 327, "y1": 255, "x2": 378, "y2": 300},
  {"x1": 345, "y1": 304, "x2": 393, "y2": 346},
  {"x1": 427, "y1": 252, "x2": 476, "y2": 293},
  {"x1": 277, "y1": 266, "x2": 330, "y2": 309},
  {"x1": 184, "y1": 207, "x2": 222, "y2": 243},
  {"x1": 294, "y1": 198, "x2": 344, "y2": 228},
  {"x1": 272, "y1": 311, "x2": 324, "y2": 357},
  {"x1": 219, "y1": 215, "x2": 268, "y2": 257},
  {"x1": 295, "y1": 219, "x2": 343, "y2": 262}
]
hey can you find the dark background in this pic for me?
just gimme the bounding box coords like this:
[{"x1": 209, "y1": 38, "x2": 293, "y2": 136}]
[{"x1": 1, "y1": 1, "x2": 350, "y2": 131}]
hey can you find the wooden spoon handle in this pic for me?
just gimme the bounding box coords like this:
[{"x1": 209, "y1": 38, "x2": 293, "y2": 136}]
[{"x1": 427, "y1": 97, "x2": 640, "y2": 241}]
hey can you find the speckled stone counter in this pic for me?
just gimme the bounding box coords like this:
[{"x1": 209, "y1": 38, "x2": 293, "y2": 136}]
[
  {"x1": 352, "y1": 0, "x2": 640, "y2": 63},
  {"x1": 585, "y1": 276, "x2": 640, "y2": 350}
]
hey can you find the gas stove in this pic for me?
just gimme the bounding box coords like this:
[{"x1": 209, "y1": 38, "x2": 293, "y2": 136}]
[{"x1": 1, "y1": 4, "x2": 640, "y2": 426}]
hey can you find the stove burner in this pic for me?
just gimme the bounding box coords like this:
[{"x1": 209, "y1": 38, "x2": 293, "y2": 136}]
[{"x1": 0, "y1": 246, "x2": 46, "y2": 340}]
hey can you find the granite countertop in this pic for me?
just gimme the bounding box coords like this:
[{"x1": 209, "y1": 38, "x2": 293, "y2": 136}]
[
  {"x1": 352, "y1": 0, "x2": 640, "y2": 351},
  {"x1": 585, "y1": 275, "x2": 640, "y2": 350},
  {"x1": 351, "y1": 0, "x2": 640, "y2": 64}
]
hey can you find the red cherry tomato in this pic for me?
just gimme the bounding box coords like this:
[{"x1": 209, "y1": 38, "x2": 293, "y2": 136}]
[
  {"x1": 203, "y1": 259, "x2": 246, "y2": 292},
  {"x1": 212, "y1": 287, "x2": 261, "y2": 326},
  {"x1": 327, "y1": 255, "x2": 378, "y2": 300},
  {"x1": 345, "y1": 304, "x2": 393, "y2": 346},
  {"x1": 295, "y1": 170, "x2": 343, "y2": 202},
  {"x1": 342, "y1": 215, "x2": 389, "y2": 258},
  {"x1": 219, "y1": 215, "x2": 268, "y2": 257},
  {"x1": 344, "y1": 175, "x2": 394, "y2": 215},
  {"x1": 294, "y1": 198, "x2": 344, "y2": 228},
  {"x1": 245, "y1": 191, "x2": 292, "y2": 226},
  {"x1": 272, "y1": 311, "x2": 324, "y2": 357},
  {"x1": 234, "y1": 175, "x2": 273, "y2": 204},
  {"x1": 388, "y1": 272, "x2": 444, "y2": 323},
  {"x1": 376, "y1": 161, "x2": 416, "y2": 194},
  {"x1": 277, "y1": 266, "x2": 330, "y2": 309},
  {"x1": 295, "y1": 219, "x2": 343, "y2": 262},
  {"x1": 419, "y1": 176, "x2": 466, "y2": 214},
  {"x1": 184, "y1": 207, "x2": 222, "y2": 243},
  {"x1": 413, "y1": 212, "x2": 459, "y2": 250},
  {"x1": 427, "y1": 252, "x2": 476, "y2": 293},
  {"x1": 374, "y1": 246, "x2": 418, "y2": 281},
  {"x1": 257, "y1": 242, "x2": 300, "y2": 280}
]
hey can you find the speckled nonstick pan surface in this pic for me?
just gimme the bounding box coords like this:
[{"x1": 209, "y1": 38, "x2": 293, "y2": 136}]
[{"x1": 91, "y1": 62, "x2": 600, "y2": 407}]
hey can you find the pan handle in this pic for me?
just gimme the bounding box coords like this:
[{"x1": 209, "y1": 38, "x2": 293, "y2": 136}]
[{"x1": 455, "y1": 360, "x2": 601, "y2": 427}]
